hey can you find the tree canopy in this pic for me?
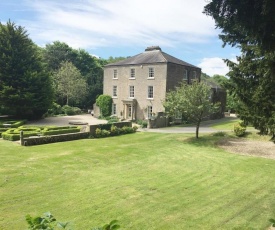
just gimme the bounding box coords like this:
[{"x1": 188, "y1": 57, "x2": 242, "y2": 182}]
[
  {"x1": 0, "y1": 20, "x2": 53, "y2": 119},
  {"x1": 163, "y1": 81, "x2": 219, "y2": 138},
  {"x1": 53, "y1": 61, "x2": 88, "y2": 106},
  {"x1": 204, "y1": 0, "x2": 275, "y2": 138},
  {"x1": 43, "y1": 41, "x2": 104, "y2": 108}
]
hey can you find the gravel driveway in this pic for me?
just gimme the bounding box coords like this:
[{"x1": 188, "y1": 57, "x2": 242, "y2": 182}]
[{"x1": 26, "y1": 114, "x2": 108, "y2": 126}]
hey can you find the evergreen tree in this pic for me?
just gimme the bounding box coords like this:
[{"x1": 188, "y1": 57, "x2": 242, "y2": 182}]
[
  {"x1": 0, "y1": 20, "x2": 53, "y2": 119},
  {"x1": 204, "y1": 0, "x2": 275, "y2": 138}
]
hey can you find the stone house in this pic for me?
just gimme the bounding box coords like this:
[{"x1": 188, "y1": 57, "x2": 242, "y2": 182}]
[{"x1": 103, "y1": 46, "x2": 201, "y2": 122}]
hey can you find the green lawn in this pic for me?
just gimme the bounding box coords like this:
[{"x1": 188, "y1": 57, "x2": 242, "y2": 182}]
[{"x1": 1, "y1": 132, "x2": 275, "y2": 229}]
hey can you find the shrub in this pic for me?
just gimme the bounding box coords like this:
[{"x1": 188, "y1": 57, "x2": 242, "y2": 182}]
[
  {"x1": 107, "y1": 116, "x2": 119, "y2": 124},
  {"x1": 95, "y1": 128, "x2": 110, "y2": 138},
  {"x1": 61, "y1": 105, "x2": 82, "y2": 115},
  {"x1": 137, "y1": 119, "x2": 148, "y2": 128},
  {"x1": 47, "y1": 102, "x2": 62, "y2": 116},
  {"x1": 234, "y1": 122, "x2": 246, "y2": 137},
  {"x1": 25, "y1": 212, "x2": 120, "y2": 230},
  {"x1": 96, "y1": 95, "x2": 112, "y2": 117}
]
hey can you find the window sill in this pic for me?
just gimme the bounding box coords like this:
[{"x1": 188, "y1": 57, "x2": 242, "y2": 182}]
[
  {"x1": 112, "y1": 96, "x2": 118, "y2": 99},
  {"x1": 147, "y1": 77, "x2": 155, "y2": 80},
  {"x1": 147, "y1": 98, "x2": 154, "y2": 100},
  {"x1": 112, "y1": 78, "x2": 118, "y2": 80},
  {"x1": 129, "y1": 78, "x2": 136, "y2": 80}
]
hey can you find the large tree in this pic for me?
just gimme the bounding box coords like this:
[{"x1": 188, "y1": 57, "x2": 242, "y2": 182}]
[
  {"x1": 204, "y1": 0, "x2": 275, "y2": 138},
  {"x1": 0, "y1": 20, "x2": 53, "y2": 119},
  {"x1": 43, "y1": 42, "x2": 104, "y2": 108},
  {"x1": 53, "y1": 61, "x2": 87, "y2": 106},
  {"x1": 163, "y1": 82, "x2": 219, "y2": 138}
]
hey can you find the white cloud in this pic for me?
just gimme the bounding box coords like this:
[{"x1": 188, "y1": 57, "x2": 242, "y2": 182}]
[
  {"x1": 198, "y1": 57, "x2": 230, "y2": 76},
  {"x1": 21, "y1": 0, "x2": 217, "y2": 49}
]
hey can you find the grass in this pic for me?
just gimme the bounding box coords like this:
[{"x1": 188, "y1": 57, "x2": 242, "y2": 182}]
[{"x1": 1, "y1": 132, "x2": 275, "y2": 229}]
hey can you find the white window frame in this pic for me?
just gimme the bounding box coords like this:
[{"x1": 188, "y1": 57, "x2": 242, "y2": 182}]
[
  {"x1": 148, "y1": 67, "x2": 154, "y2": 78},
  {"x1": 183, "y1": 69, "x2": 188, "y2": 80},
  {"x1": 112, "y1": 85, "x2": 117, "y2": 97},
  {"x1": 147, "y1": 106, "x2": 153, "y2": 119},
  {"x1": 129, "y1": 85, "x2": 135, "y2": 98},
  {"x1": 112, "y1": 103, "x2": 117, "y2": 115},
  {"x1": 113, "y1": 69, "x2": 118, "y2": 79},
  {"x1": 130, "y1": 68, "x2": 135, "y2": 79},
  {"x1": 147, "y1": 86, "x2": 154, "y2": 99}
]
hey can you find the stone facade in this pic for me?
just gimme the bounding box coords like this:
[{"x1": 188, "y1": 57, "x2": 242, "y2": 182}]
[{"x1": 103, "y1": 46, "x2": 201, "y2": 121}]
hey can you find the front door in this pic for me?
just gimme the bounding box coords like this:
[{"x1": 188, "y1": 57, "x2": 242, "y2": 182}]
[{"x1": 128, "y1": 105, "x2": 132, "y2": 119}]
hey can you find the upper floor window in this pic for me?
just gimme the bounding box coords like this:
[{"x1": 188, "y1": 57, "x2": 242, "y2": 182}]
[
  {"x1": 148, "y1": 86, "x2": 154, "y2": 99},
  {"x1": 113, "y1": 69, "x2": 118, "y2": 79},
  {"x1": 129, "y1": 85, "x2": 135, "y2": 98},
  {"x1": 183, "y1": 69, "x2": 188, "y2": 80},
  {"x1": 130, "y1": 68, "x2": 135, "y2": 79},
  {"x1": 148, "y1": 67, "x2": 154, "y2": 78},
  {"x1": 113, "y1": 85, "x2": 117, "y2": 97}
]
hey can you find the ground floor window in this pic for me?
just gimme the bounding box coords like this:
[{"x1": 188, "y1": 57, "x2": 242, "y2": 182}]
[
  {"x1": 112, "y1": 103, "x2": 117, "y2": 115},
  {"x1": 147, "y1": 106, "x2": 153, "y2": 119}
]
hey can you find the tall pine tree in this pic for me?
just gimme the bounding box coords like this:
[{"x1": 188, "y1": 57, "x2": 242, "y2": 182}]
[{"x1": 0, "y1": 20, "x2": 53, "y2": 119}]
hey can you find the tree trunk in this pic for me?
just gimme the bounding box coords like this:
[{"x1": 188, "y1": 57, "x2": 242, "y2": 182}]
[{"x1": 196, "y1": 123, "x2": 200, "y2": 139}]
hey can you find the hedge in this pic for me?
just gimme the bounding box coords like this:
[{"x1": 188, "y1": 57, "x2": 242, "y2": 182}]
[
  {"x1": 1, "y1": 126, "x2": 81, "y2": 141},
  {"x1": 0, "y1": 120, "x2": 26, "y2": 128},
  {"x1": 22, "y1": 132, "x2": 90, "y2": 146}
]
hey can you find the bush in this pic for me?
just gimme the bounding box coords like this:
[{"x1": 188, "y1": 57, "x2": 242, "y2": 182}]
[
  {"x1": 234, "y1": 122, "x2": 246, "y2": 137},
  {"x1": 61, "y1": 105, "x2": 82, "y2": 115},
  {"x1": 95, "y1": 128, "x2": 110, "y2": 138},
  {"x1": 107, "y1": 116, "x2": 120, "y2": 124},
  {"x1": 96, "y1": 95, "x2": 112, "y2": 117},
  {"x1": 137, "y1": 120, "x2": 148, "y2": 128},
  {"x1": 47, "y1": 102, "x2": 62, "y2": 116},
  {"x1": 26, "y1": 212, "x2": 120, "y2": 230}
]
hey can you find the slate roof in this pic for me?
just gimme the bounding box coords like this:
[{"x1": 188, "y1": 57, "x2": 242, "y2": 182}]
[{"x1": 105, "y1": 46, "x2": 200, "y2": 69}]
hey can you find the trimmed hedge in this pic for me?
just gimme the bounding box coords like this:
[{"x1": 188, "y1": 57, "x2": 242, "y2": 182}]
[
  {"x1": 94, "y1": 125, "x2": 138, "y2": 138},
  {"x1": 22, "y1": 132, "x2": 90, "y2": 146},
  {"x1": 0, "y1": 120, "x2": 26, "y2": 128},
  {"x1": 41, "y1": 126, "x2": 81, "y2": 136},
  {"x1": 1, "y1": 126, "x2": 81, "y2": 141}
]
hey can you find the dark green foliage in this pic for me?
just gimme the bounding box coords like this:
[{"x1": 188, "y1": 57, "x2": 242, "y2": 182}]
[
  {"x1": 0, "y1": 21, "x2": 53, "y2": 119},
  {"x1": 96, "y1": 95, "x2": 112, "y2": 117},
  {"x1": 204, "y1": 0, "x2": 275, "y2": 138},
  {"x1": 203, "y1": 0, "x2": 275, "y2": 51},
  {"x1": 42, "y1": 41, "x2": 104, "y2": 108}
]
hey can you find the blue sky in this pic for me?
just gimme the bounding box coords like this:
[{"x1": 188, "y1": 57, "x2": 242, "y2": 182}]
[{"x1": 0, "y1": 0, "x2": 239, "y2": 76}]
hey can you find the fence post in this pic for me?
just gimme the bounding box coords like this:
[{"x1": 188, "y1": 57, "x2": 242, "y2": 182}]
[{"x1": 20, "y1": 130, "x2": 24, "y2": 146}]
